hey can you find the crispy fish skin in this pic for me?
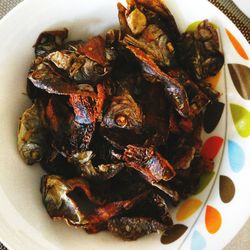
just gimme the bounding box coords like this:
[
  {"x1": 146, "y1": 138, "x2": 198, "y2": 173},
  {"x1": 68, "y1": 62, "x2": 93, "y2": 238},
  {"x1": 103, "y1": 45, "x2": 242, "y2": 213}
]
[
  {"x1": 108, "y1": 217, "x2": 167, "y2": 240},
  {"x1": 41, "y1": 175, "x2": 149, "y2": 232},
  {"x1": 123, "y1": 145, "x2": 176, "y2": 182},
  {"x1": 126, "y1": 45, "x2": 190, "y2": 117},
  {"x1": 40, "y1": 175, "x2": 104, "y2": 227},
  {"x1": 28, "y1": 61, "x2": 85, "y2": 95},
  {"x1": 42, "y1": 96, "x2": 95, "y2": 156},
  {"x1": 101, "y1": 89, "x2": 143, "y2": 130},
  {"x1": 34, "y1": 29, "x2": 68, "y2": 57},
  {"x1": 18, "y1": 104, "x2": 46, "y2": 165},
  {"x1": 177, "y1": 20, "x2": 224, "y2": 80},
  {"x1": 18, "y1": 0, "x2": 224, "y2": 242}
]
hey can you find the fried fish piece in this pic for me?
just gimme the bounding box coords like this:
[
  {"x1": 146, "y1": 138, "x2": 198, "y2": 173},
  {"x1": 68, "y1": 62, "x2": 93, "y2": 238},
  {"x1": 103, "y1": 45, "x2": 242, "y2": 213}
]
[{"x1": 18, "y1": 104, "x2": 47, "y2": 165}]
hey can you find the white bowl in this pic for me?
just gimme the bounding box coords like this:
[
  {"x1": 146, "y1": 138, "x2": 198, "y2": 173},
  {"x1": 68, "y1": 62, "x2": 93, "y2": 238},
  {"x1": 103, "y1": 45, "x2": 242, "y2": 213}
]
[{"x1": 0, "y1": 0, "x2": 250, "y2": 249}]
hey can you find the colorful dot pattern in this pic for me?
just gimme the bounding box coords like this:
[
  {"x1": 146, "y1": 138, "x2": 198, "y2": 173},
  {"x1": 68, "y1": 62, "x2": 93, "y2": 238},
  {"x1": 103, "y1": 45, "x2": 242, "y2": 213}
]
[
  {"x1": 205, "y1": 205, "x2": 222, "y2": 234},
  {"x1": 160, "y1": 24, "x2": 249, "y2": 249},
  {"x1": 225, "y1": 29, "x2": 249, "y2": 60}
]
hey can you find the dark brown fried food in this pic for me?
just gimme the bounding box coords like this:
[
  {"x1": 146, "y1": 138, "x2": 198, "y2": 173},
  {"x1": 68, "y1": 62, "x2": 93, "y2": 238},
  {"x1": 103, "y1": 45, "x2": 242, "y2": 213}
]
[
  {"x1": 142, "y1": 83, "x2": 170, "y2": 140},
  {"x1": 168, "y1": 69, "x2": 212, "y2": 117},
  {"x1": 101, "y1": 127, "x2": 147, "y2": 150},
  {"x1": 172, "y1": 146, "x2": 196, "y2": 170},
  {"x1": 168, "y1": 155, "x2": 212, "y2": 199},
  {"x1": 28, "y1": 61, "x2": 85, "y2": 95},
  {"x1": 41, "y1": 145, "x2": 124, "y2": 180},
  {"x1": 34, "y1": 29, "x2": 68, "y2": 57},
  {"x1": 41, "y1": 96, "x2": 95, "y2": 156},
  {"x1": 18, "y1": 0, "x2": 224, "y2": 242},
  {"x1": 150, "y1": 181, "x2": 180, "y2": 204},
  {"x1": 123, "y1": 24, "x2": 176, "y2": 68},
  {"x1": 123, "y1": 145, "x2": 176, "y2": 182},
  {"x1": 118, "y1": 0, "x2": 179, "y2": 68},
  {"x1": 177, "y1": 20, "x2": 224, "y2": 80},
  {"x1": 46, "y1": 50, "x2": 110, "y2": 83},
  {"x1": 118, "y1": 0, "x2": 180, "y2": 42},
  {"x1": 69, "y1": 84, "x2": 105, "y2": 124},
  {"x1": 108, "y1": 217, "x2": 167, "y2": 240},
  {"x1": 123, "y1": 191, "x2": 174, "y2": 224},
  {"x1": 102, "y1": 89, "x2": 143, "y2": 130},
  {"x1": 18, "y1": 104, "x2": 47, "y2": 165},
  {"x1": 31, "y1": 35, "x2": 115, "y2": 92},
  {"x1": 41, "y1": 175, "x2": 105, "y2": 226},
  {"x1": 41, "y1": 174, "x2": 149, "y2": 231},
  {"x1": 86, "y1": 191, "x2": 148, "y2": 233},
  {"x1": 126, "y1": 45, "x2": 189, "y2": 117},
  {"x1": 150, "y1": 193, "x2": 173, "y2": 225},
  {"x1": 90, "y1": 168, "x2": 150, "y2": 203},
  {"x1": 135, "y1": 0, "x2": 180, "y2": 42},
  {"x1": 78, "y1": 36, "x2": 107, "y2": 66},
  {"x1": 79, "y1": 161, "x2": 125, "y2": 181},
  {"x1": 41, "y1": 148, "x2": 81, "y2": 178}
]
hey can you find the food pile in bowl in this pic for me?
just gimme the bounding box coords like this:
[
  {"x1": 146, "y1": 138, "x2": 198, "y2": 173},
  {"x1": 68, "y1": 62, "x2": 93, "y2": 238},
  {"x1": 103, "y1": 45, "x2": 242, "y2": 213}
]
[{"x1": 17, "y1": 0, "x2": 224, "y2": 241}]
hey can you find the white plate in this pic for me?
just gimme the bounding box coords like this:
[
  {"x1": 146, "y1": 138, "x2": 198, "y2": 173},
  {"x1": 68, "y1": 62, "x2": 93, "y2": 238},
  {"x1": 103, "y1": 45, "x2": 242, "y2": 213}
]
[
  {"x1": 0, "y1": 0, "x2": 250, "y2": 249},
  {"x1": 232, "y1": 0, "x2": 250, "y2": 17}
]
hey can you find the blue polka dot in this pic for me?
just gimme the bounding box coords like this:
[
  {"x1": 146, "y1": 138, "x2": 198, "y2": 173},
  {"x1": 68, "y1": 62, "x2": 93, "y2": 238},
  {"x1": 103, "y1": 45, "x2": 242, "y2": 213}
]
[
  {"x1": 191, "y1": 230, "x2": 206, "y2": 250},
  {"x1": 228, "y1": 140, "x2": 245, "y2": 172}
]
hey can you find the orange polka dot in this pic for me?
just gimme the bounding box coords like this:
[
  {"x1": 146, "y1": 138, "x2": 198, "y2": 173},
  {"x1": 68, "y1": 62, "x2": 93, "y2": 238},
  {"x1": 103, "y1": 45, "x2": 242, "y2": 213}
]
[
  {"x1": 205, "y1": 205, "x2": 222, "y2": 234},
  {"x1": 225, "y1": 29, "x2": 249, "y2": 60}
]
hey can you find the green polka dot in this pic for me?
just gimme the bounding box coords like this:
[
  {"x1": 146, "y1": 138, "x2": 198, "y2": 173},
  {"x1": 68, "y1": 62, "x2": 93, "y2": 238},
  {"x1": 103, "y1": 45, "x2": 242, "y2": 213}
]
[{"x1": 230, "y1": 104, "x2": 250, "y2": 138}]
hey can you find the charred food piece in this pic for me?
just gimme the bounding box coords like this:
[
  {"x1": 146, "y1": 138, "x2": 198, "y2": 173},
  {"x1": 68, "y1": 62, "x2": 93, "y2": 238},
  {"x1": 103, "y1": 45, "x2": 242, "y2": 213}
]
[
  {"x1": 41, "y1": 96, "x2": 95, "y2": 156},
  {"x1": 28, "y1": 60, "x2": 86, "y2": 95},
  {"x1": 40, "y1": 175, "x2": 104, "y2": 226},
  {"x1": 123, "y1": 145, "x2": 176, "y2": 182},
  {"x1": 118, "y1": 0, "x2": 180, "y2": 42},
  {"x1": 18, "y1": 104, "x2": 47, "y2": 165},
  {"x1": 41, "y1": 175, "x2": 149, "y2": 231},
  {"x1": 69, "y1": 83, "x2": 105, "y2": 124},
  {"x1": 108, "y1": 217, "x2": 167, "y2": 240},
  {"x1": 102, "y1": 89, "x2": 143, "y2": 130},
  {"x1": 177, "y1": 20, "x2": 224, "y2": 80},
  {"x1": 119, "y1": 0, "x2": 178, "y2": 67},
  {"x1": 126, "y1": 45, "x2": 189, "y2": 117},
  {"x1": 34, "y1": 29, "x2": 68, "y2": 57},
  {"x1": 123, "y1": 24, "x2": 176, "y2": 68}
]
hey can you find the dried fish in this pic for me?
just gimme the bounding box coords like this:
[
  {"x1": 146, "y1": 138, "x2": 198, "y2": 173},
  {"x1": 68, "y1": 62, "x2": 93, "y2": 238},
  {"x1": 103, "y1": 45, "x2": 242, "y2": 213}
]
[
  {"x1": 102, "y1": 89, "x2": 143, "y2": 130},
  {"x1": 18, "y1": 104, "x2": 46, "y2": 165},
  {"x1": 34, "y1": 29, "x2": 68, "y2": 56},
  {"x1": 108, "y1": 217, "x2": 167, "y2": 240},
  {"x1": 177, "y1": 20, "x2": 224, "y2": 80},
  {"x1": 18, "y1": 0, "x2": 224, "y2": 241},
  {"x1": 41, "y1": 175, "x2": 104, "y2": 226},
  {"x1": 42, "y1": 96, "x2": 95, "y2": 156},
  {"x1": 41, "y1": 174, "x2": 148, "y2": 231},
  {"x1": 69, "y1": 84, "x2": 105, "y2": 124},
  {"x1": 123, "y1": 145, "x2": 176, "y2": 182},
  {"x1": 125, "y1": 45, "x2": 190, "y2": 117},
  {"x1": 123, "y1": 24, "x2": 176, "y2": 67}
]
